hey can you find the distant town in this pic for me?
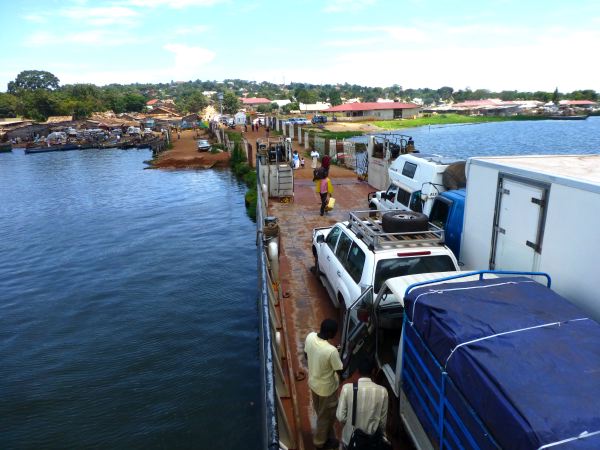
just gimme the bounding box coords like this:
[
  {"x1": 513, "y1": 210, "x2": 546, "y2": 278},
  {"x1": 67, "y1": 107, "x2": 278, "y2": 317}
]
[{"x1": 1, "y1": 70, "x2": 599, "y2": 147}]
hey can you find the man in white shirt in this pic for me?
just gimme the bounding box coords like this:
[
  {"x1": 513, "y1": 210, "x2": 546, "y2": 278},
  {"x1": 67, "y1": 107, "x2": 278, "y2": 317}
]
[
  {"x1": 310, "y1": 149, "x2": 320, "y2": 169},
  {"x1": 305, "y1": 319, "x2": 343, "y2": 449},
  {"x1": 336, "y1": 358, "x2": 388, "y2": 448}
]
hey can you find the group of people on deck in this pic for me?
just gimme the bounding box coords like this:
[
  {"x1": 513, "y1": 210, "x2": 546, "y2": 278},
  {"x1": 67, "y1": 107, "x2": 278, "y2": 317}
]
[{"x1": 305, "y1": 319, "x2": 389, "y2": 449}]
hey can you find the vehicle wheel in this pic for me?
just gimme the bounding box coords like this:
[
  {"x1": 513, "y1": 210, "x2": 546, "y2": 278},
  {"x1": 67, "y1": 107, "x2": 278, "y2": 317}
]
[
  {"x1": 369, "y1": 203, "x2": 378, "y2": 218},
  {"x1": 314, "y1": 257, "x2": 322, "y2": 280},
  {"x1": 381, "y1": 211, "x2": 429, "y2": 233}
]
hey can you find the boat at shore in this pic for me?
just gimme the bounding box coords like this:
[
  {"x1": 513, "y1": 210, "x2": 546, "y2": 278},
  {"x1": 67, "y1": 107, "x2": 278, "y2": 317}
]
[
  {"x1": 546, "y1": 114, "x2": 589, "y2": 120},
  {"x1": 24, "y1": 143, "x2": 81, "y2": 154}
]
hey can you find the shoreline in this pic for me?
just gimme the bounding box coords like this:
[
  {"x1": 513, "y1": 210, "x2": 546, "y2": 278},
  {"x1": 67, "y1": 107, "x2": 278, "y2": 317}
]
[
  {"x1": 320, "y1": 113, "x2": 576, "y2": 134},
  {"x1": 150, "y1": 128, "x2": 230, "y2": 169}
]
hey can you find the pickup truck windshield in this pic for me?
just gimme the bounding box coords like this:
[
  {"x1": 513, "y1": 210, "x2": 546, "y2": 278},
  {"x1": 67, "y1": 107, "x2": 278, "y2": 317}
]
[{"x1": 374, "y1": 255, "x2": 456, "y2": 292}]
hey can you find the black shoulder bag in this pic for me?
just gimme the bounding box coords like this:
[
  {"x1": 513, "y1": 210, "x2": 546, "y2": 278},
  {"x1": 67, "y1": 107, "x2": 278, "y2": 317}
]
[{"x1": 347, "y1": 382, "x2": 391, "y2": 450}]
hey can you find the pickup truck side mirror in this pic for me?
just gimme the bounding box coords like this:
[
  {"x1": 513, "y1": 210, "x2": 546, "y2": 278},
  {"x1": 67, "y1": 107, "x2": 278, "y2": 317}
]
[
  {"x1": 380, "y1": 192, "x2": 387, "y2": 200},
  {"x1": 316, "y1": 235, "x2": 325, "y2": 243}
]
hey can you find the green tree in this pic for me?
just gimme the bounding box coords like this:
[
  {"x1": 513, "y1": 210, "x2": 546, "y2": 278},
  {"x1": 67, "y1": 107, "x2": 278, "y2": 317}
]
[
  {"x1": 18, "y1": 90, "x2": 59, "y2": 121},
  {"x1": 222, "y1": 91, "x2": 241, "y2": 114},
  {"x1": 568, "y1": 89, "x2": 598, "y2": 101},
  {"x1": 257, "y1": 103, "x2": 277, "y2": 113},
  {"x1": 437, "y1": 86, "x2": 454, "y2": 101},
  {"x1": 178, "y1": 91, "x2": 208, "y2": 113},
  {"x1": 0, "y1": 93, "x2": 18, "y2": 118},
  {"x1": 552, "y1": 87, "x2": 560, "y2": 105},
  {"x1": 294, "y1": 87, "x2": 319, "y2": 104},
  {"x1": 532, "y1": 91, "x2": 552, "y2": 102},
  {"x1": 282, "y1": 102, "x2": 299, "y2": 113},
  {"x1": 499, "y1": 90, "x2": 518, "y2": 101},
  {"x1": 8, "y1": 70, "x2": 60, "y2": 94},
  {"x1": 122, "y1": 93, "x2": 146, "y2": 112},
  {"x1": 329, "y1": 90, "x2": 342, "y2": 106}
]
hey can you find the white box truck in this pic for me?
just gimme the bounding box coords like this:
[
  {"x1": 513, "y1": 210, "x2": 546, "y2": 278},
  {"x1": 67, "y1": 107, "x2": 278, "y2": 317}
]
[{"x1": 460, "y1": 154, "x2": 600, "y2": 321}]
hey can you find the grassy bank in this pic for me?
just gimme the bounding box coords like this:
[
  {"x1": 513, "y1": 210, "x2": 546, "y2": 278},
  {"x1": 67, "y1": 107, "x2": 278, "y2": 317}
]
[
  {"x1": 372, "y1": 113, "x2": 549, "y2": 130},
  {"x1": 313, "y1": 130, "x2": 364, "y2": 140},
  {"x1": 227, "y1": 130, "x2": 257, "y2": 221}
]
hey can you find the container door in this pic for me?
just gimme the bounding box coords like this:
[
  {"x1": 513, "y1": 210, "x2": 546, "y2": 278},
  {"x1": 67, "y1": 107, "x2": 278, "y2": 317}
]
[
  {"x1": 340, "y1": 287, "x2": 374, "y2": 379},
  {"x1": 490, "y1": 176, "x2": 549, "y2": 271}
]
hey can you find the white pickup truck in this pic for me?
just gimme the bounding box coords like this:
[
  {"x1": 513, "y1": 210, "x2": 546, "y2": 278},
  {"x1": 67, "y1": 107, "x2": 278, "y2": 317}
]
[
  {"x1": 311, "y1": 210, "x2": 459, "y2": 310},
  {"x1": 368, "y1": 153, "x2": 465, "y2": 216}
]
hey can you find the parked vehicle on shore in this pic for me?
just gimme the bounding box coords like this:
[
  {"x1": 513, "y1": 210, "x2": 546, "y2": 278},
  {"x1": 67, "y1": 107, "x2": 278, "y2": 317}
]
[
  {"x1": 311, "y1": 115, "x2": 328, "y2": 124},
  {"x1": 341, "y1": 270, "x2": 600, "y2": 450},
  {"x1": 312, "y1": 209, "x2": 459, "y2": 310},
  {"x1": 283, "y1": 117, "x2": 310, "y2": 126},
  {"x1": 197, "y1": 139, "x2": 211, "y2": 152}
]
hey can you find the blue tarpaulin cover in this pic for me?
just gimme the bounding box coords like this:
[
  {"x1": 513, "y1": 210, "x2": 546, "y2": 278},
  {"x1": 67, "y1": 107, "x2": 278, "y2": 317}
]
[{"x1": 404, "y1": 276, "x2": 600, "y2": 450}]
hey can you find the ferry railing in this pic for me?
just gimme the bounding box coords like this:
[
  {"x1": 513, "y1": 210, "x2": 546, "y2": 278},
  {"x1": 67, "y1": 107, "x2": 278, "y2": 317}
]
[{"x1": 256, "y1": 155, "x2": 297, "y2": 450}]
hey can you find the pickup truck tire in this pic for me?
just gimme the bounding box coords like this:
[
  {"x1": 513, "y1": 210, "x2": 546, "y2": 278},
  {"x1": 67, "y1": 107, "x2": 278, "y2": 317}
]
[
  {"x1": 369, "y1": 203, "x2": 378, "y2": 218},
  {"x1": 442, "y1": 161, "x2": 467, "y2": 190},
  {"x1": 314, "y1": 257, "x2": 322, "y2": 280},
  {"x1": 382, "y1": 211, "x2": 429, "y2": 233}
]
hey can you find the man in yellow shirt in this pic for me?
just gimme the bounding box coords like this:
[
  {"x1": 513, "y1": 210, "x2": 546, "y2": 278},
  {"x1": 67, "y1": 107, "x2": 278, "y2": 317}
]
[{"x1": 305, "y1": 319, "x2": 343, "y2": 449}]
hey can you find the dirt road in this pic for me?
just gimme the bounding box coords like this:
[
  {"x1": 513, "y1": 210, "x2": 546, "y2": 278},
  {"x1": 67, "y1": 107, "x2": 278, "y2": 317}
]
[{"x1": 152, "y1": 128, "x2": 230, "y2": 169}]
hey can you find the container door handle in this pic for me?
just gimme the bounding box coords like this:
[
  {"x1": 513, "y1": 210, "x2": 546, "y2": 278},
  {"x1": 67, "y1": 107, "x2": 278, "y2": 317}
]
[{"x1": 337, "y1": 271, "x2": 342, "y2": 277}]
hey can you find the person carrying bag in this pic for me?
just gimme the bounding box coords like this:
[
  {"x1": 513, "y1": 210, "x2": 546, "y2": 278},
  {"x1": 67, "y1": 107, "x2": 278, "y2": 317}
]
[
  {"x1": 337, "y1": 359, "x2": 390, "y2": 450},
  {"x1": 347, "y1": 383, "x2": 391, "y2": 450}
]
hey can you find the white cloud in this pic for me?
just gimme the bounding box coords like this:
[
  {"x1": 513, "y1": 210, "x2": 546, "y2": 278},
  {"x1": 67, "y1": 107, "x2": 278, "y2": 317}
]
[
  {"x1": 24, "y1": 30, "x2": 142, "y2": 47},
  {"x1": 330, "y1": 25, "x2": 428, "y2": 43},
  {"x1": 323, "y1": 0, "x2": 376, "y2": 13},
  {"x1": 22, "y1": 14, "x2": 48, "y2": 23},
  {"x1": 323, "y1": 37, "x2": 382, "y2": 48},
  {"x1": 174, "y1": 25, "x2": 210, "y2": 35},
  {"x1": 60, "y1": 6, "x2": 140, "y2": 26},
  {"x1": 124, "y1": 0, "x2": 224, "y2": 8},
  {"x1": 163, "y1": 43, "x2": 216, "y2": 78}
]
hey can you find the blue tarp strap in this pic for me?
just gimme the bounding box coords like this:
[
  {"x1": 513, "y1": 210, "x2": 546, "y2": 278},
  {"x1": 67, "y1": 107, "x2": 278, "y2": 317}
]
[
  {"x1": 537, "y1": 430, "x2": 600, "y2": 449},
  {"x1": 438, "y1": 373, "x2": 447, "y2": 450},
  {"x1": 444, "y1": 318, "x2": 590, "y2": 369},
  {"x1": 409, "y1": 280, "x2": 534, "y2": 324}
]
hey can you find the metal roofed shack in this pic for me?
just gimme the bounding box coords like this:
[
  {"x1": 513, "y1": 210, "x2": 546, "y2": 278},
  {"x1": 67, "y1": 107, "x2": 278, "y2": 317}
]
[{"x1": 323, "y1": 101, "x2": 421, "y2": 120}]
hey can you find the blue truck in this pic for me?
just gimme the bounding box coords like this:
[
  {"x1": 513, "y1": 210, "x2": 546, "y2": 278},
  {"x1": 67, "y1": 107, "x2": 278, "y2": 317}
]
[{"x1": 340, "y1": 270, "x2": 600, "y2": 450}]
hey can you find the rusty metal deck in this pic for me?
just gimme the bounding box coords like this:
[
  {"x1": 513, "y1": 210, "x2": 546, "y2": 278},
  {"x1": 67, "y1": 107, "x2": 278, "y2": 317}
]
[{"x1": 268, "y1": 173, "x2": 372, "y2": 448}]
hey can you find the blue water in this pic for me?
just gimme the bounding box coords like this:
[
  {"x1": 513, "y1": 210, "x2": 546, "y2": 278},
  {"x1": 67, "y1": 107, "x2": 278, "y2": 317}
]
[
  {"x1": 1, "y1": 119, "x2": 599, "y2": 448},
  {"x1": 0, "y1": 149, "x2": 261, "y2": 449},
  {"x1": 354, "y1": 116, "x2": 600, "y2": 158}
]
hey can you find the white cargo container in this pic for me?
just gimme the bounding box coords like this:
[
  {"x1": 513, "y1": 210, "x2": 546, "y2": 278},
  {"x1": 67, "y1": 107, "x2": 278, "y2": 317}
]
[{"x1": 460, "y1": 154, "x2": 600, "y2": 321}]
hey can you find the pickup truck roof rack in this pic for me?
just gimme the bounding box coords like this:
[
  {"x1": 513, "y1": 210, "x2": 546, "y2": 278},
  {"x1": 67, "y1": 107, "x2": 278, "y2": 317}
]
[{"x1": 347, "y1": 210, "x2": 445, "y2": 251}]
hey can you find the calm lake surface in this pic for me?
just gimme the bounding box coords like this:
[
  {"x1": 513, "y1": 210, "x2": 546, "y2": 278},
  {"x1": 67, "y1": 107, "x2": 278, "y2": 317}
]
[
  {"x1": 356, "y1": 116, "x2": 600, "y2": 158},
  {"x1": 1, "y1": 118, "x2": 599, "y2": 448},
  {"x1": 0, "y1": 149, "x2": 261, "y2": 449}
]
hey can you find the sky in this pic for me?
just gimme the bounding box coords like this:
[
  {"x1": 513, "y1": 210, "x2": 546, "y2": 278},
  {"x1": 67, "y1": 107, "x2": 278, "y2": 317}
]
[{"x1": 1, "y1": 0, "x2": 599, "y2": 93}]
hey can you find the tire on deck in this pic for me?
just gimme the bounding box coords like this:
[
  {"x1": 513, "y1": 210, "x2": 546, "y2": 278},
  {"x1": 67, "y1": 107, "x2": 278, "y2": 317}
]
[{"x1": 381, "y1": 211, "x2": 429, "y2": 233}]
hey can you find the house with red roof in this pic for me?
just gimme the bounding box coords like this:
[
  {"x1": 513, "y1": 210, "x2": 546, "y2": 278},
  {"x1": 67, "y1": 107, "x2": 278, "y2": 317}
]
[
  {"x1": 559, "y1": 100, "x2": 598, "y2": 108},
  {"x1": 241, "y1": 97, "x2": 272, "y2": 107},
  {"x1": 323, "y1": 102, "x2": 420, "y2": 120}
]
